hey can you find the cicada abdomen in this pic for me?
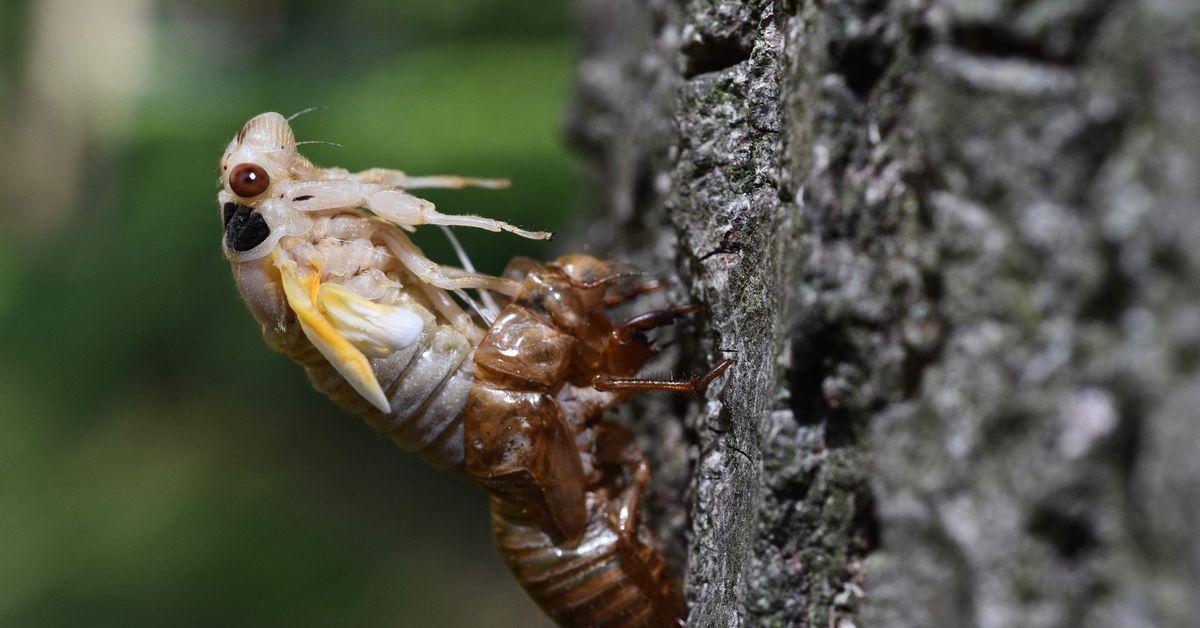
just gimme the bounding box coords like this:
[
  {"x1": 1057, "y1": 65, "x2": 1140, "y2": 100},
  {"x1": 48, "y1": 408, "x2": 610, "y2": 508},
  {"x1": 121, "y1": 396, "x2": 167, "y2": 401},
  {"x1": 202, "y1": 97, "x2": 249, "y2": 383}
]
[
  {"x1": 229, "y1": 230, "x2": 478, "y2": 472},
  {"x1": 490, "y1": 489, "x2": 684, "y2": 628}
]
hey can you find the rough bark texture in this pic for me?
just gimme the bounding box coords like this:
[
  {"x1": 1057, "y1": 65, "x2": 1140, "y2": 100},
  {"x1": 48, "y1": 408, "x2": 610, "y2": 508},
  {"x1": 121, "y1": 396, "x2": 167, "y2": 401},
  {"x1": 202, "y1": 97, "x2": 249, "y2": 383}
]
[{"x1": 568, "y1": 0, "x2": 1200, "y2": 626}]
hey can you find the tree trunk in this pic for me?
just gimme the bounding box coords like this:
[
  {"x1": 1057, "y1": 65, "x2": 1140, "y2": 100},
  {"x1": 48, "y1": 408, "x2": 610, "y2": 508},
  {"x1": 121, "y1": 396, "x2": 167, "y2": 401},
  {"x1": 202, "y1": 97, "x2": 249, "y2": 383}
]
[{"x1": 567, "y1": 0, "x2": 1200, "y2": 626}]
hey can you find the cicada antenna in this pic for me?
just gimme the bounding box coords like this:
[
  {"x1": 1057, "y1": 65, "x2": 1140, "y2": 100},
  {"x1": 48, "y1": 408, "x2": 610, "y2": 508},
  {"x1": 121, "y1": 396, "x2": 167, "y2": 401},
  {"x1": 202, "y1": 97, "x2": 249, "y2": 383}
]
[
  {"x1": 286, "y1": 105, "x2": 329, "y2": 122},
  {"x1": 295, "y1": 140, "x2": 343, "y2": 148},
  {"x1": 287, "y1": 107, "x2": 342, "y2": 148}
]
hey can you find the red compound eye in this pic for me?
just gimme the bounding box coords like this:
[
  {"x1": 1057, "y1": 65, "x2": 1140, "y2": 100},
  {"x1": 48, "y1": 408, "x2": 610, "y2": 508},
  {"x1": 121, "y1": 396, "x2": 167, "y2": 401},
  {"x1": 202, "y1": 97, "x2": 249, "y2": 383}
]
[{"x1": 229, "y1": 163, "x2": 270, "y2": 198}]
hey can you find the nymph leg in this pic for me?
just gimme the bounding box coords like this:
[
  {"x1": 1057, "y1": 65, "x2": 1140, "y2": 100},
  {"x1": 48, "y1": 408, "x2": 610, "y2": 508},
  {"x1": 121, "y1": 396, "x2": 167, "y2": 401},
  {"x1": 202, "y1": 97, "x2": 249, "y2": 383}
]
[
  {"x1": 602, "y1": 279, "x2": 663, "y2": 306},
  {"x1": 592, "y1": 424, "x2": 652, "y2": 536},
  {"x1": 615, "y1": 306, "x2": 701, "y2": 343},
  {"x1": 591, "y1": 422, "x2": 688, "y2": 624},
  {"x1": 592, "y1": 358, "x2": 733, "y2": 394}
]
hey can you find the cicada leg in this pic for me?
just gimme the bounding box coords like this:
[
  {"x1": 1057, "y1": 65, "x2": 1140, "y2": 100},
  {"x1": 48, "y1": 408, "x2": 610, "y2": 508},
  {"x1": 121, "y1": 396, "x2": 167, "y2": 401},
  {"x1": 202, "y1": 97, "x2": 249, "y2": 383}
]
[
  {"x1": 592, "y1": 358, "x2": 733, "y2": 395},
  {"x1": 592, "y1": 423, "x2": 687, "y2": 625},
  {"x1": 354, "y1": 167, "x2": 510, "y2": 190},
  {"x1": 378, "y1": 230, "x2": 522, "y2": 295},
  {"x1": 614, "y1": 305, "x2": 701, "y2": 343},
  {"x1": 403, "y1": 175, "x2": 510, "y2": 190},
  {"x1": 284, "y1": 175, "x2": 547, "y2": 238},
  {"x1": 365, "y1": 187, "x2": 550, "y2": 240},
  {"x1": 406, "y1": 271, "x2": 485, "y2": 343},
  {"x1": 592, "y1": 423, "x2": 651, "y2": 535},
  {"x1": 603, "y1": 279, "x2": 663, "y2": 306}
]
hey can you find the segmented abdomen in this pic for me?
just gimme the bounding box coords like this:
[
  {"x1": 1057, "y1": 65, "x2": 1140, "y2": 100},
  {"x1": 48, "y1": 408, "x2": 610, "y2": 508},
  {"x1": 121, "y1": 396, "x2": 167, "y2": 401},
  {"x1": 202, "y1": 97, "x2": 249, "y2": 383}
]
[
  {"x1": 491, "y1": 496, "x2": 683, "y2": 628},
  {"x1": 285, "y1": 320, "x2": 474, "y2": 472}
]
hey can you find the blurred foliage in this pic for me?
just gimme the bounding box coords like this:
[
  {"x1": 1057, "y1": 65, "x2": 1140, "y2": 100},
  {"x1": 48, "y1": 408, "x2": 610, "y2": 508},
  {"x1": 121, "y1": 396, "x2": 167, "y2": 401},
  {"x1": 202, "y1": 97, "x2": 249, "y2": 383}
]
[{"x1": 0, "y1": 1, "x2": 578, "y2": 625}]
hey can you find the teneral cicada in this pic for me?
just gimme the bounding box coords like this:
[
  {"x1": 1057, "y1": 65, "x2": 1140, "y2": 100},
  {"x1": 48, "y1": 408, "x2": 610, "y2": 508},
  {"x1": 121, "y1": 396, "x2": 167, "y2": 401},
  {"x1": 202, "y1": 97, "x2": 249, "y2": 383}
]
[{"x1": 217, "y1": 112, "x2": 731, "y2": 627}]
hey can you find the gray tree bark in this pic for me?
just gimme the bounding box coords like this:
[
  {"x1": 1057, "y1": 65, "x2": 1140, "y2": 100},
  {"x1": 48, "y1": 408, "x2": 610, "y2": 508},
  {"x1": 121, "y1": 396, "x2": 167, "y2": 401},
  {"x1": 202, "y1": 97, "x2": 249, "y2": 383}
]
[{"x1": 567, "y1": 0, "x2": 1200, "y2": 626}]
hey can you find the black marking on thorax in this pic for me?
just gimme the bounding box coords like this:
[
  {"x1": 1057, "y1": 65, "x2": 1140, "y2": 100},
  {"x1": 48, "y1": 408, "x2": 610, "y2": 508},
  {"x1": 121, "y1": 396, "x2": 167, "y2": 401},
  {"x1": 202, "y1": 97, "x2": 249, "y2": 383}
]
[{"x1": 223, "y1": 202, "x2": 270, "y2": 251}]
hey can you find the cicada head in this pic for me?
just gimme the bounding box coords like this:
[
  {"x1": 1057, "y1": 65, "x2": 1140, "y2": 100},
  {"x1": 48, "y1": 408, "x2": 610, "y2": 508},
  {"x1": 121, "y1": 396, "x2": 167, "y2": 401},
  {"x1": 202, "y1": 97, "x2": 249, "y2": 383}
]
[
  {"x1": 218, "y1": 112, "x2": 315, "y2": 263},
  {"x1": 220, "y1": 112, "x2": 300, "y2": 201}
]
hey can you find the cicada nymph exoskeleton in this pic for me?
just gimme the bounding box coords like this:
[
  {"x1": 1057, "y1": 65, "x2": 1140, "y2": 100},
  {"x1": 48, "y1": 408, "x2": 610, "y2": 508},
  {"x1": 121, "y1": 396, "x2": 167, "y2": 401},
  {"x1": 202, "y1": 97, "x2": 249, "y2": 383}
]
[{"x1": 217, "y1": 112, "x2": 731, "y2": 627}]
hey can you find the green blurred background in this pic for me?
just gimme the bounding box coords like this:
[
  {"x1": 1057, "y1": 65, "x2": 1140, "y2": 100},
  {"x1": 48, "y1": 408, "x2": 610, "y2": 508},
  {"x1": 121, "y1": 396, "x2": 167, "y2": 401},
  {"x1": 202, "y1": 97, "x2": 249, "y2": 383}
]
[{"x1": 0, "y1": 1, "x2": 582, "y2": 625}]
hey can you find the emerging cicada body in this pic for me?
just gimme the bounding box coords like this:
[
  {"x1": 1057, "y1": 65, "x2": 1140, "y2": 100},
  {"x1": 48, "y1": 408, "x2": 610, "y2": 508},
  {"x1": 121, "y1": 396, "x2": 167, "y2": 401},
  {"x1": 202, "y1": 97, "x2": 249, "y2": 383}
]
[{"x1": 218, "y1": 112, "x2": 731, "y2": 627}]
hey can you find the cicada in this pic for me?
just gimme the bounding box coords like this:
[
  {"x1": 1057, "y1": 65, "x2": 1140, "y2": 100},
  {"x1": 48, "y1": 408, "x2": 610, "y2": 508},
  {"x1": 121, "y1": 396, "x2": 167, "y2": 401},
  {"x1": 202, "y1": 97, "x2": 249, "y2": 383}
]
[{"x1": 217, "y1": 112, "x2": 731, "y2": 627}]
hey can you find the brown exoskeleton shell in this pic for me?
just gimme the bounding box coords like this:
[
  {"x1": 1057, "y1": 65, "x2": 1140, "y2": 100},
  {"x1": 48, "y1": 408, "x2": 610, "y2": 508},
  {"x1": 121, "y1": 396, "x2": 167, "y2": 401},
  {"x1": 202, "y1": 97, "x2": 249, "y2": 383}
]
[{"x1": 469, "y1": 255, "x2": 717, "y2": 626}]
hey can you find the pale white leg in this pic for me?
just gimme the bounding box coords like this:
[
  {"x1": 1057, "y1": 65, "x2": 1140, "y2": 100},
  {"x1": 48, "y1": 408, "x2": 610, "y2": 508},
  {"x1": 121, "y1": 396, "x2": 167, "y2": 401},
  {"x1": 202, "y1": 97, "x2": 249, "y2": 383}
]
[
  {"x1": 403, "y1": 175, "x2": 510, "y2": 190},
  {"x1": 284, "y1": 181, "x2": 545, "y2": 241},
  {"x1": 354, "y1": 168, "x2": 408, "y2": 187},
  {"x1": 355, "y1": 167, "x2": 509, "y2": 190},
  {"x1": 409, "y1": 275, "x2": 484, "y2": 343},
  {"x1": 378, "y1": 230, "x2": 521, "y2": 295},
  {"x1": 363, "y1": 188, "x2": 552, "y2": 240},
  {"x1": 442, "y1": 267, "x2": 517, "y2": 299},
  {"x1": 418, "y1": 209, "x2": 552, "y2": 240}
]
